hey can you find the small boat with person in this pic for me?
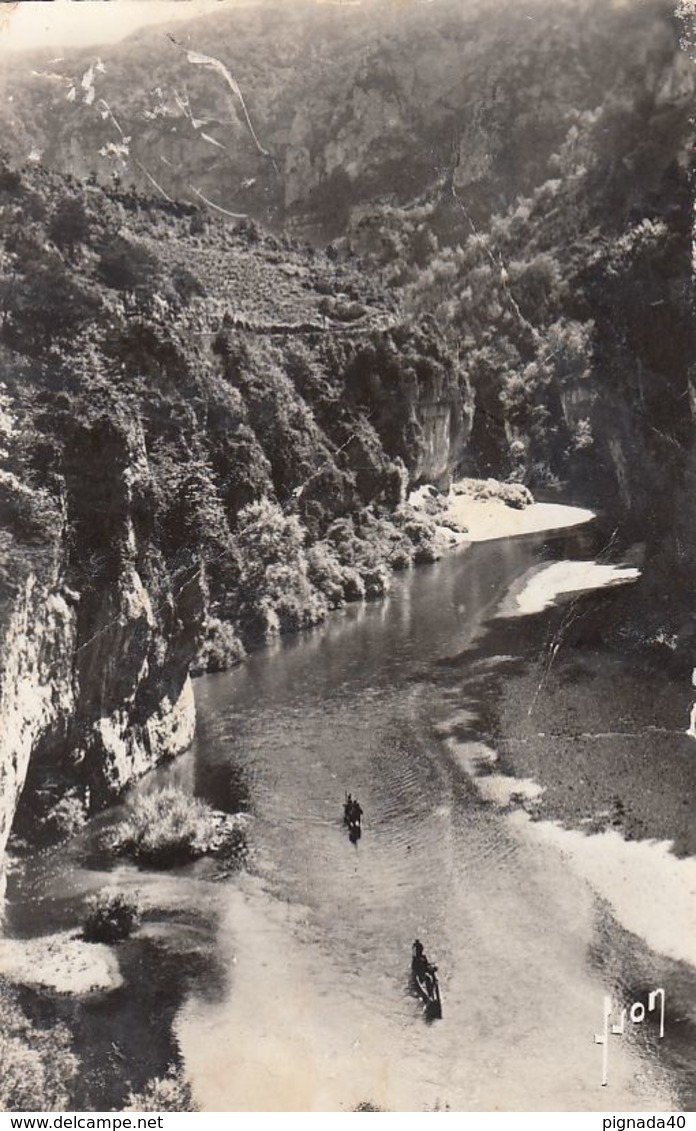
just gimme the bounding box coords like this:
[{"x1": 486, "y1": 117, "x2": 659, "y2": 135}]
[
  {"x1": 343, "y1": 793, "x2": 363, "y2": 843},
  {"x1": 411, "y1": 938, "x2": 442, "y2": 1020}
]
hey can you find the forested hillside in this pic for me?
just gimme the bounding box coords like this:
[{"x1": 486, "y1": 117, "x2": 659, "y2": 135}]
[
  {"x1": 0, "y1": 0, "x2": 694, "y2": 852},
  {"x1": 1, "y1": 0, "x2": 692, "y2": 519},
  {"x1": 0, "y1": 156, "x2": 471, "y2": 851}
]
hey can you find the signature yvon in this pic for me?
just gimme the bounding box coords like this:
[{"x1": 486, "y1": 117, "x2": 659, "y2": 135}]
[{"x1": 594, "y1": 989, "x2": 665, "y2": 1086}]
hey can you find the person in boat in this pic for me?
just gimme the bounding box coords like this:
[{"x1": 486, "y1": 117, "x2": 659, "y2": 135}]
[
  {"x1": 411, "y1": 939, "x2": 442, "y2": 1017},
  {"x1": 344, "y1": 794, "x2": 363, "y2": 827},
  {"x1": 412, "y1": 938, "x2": 427, "y2": 967},
  {"x1": 412, "y1": 940, "x2": 437, "y2": 982}
]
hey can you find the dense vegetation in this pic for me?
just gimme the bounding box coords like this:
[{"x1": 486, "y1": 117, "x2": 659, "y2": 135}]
[
  {"x1": 1, "y1": 0, "x2": 692, "y2": 625},
  {"x1": 0, "y1": 979, "x2": 78, "y2": 1111},
  {"x1": 0, "y1": 156, "x2": 463, "y2": 672}
]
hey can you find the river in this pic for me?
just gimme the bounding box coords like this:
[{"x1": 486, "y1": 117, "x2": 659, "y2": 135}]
[{"x1": 5, "y1": 518, "x2": 694, "y2": 1111}]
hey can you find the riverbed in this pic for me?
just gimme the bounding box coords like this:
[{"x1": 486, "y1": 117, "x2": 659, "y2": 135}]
[{"x1": 4, "y1": 515, "x2": 695, "y2": 1111}]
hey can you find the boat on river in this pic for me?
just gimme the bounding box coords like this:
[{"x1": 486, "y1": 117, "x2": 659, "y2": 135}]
[
  {"x1": 343, "y1": 794, "x2": 362, "y2": 842},
  {"x1": 411, "y1": 941, "x2": 442, "y2": 1020}
]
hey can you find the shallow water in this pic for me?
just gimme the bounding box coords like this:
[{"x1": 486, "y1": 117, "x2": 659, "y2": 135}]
[
  {"x1": 5, "y1": 523, "x2": 692, "y2": 1111},
  {"x1": 172, "y1": 528, "x2": 687, "y2": 1111}
]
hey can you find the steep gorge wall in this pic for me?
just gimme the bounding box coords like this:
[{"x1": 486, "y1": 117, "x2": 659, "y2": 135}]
[
  {"x1": 412, "y1": 385, "x2": 474, "y2": 487},
  {"x1": 0, "y1": 569, "x2": 199, "y2": 872},
  {"x1": 0, "y1": 570, "x2": 75, "y2": 883},
  {"x1": 0, "y1": 416, "x2": 205, "y2": 868}
]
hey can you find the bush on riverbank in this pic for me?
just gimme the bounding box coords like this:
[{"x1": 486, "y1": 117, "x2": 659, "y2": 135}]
[
  {"x1": 83, "y1": 891, "x2": 141, "y2": 944},
  {"x1": 106, "y1": 786, "x2": 246, "y2": 869},
  {"x1": 40, "y1": 790, "x2": 89, "y2": 841},
  {"x1": 452, "y1": 478, "x2": 534, "y2": 510},
  {"x1": 123, "y1": 1069, "x2": 198, "y2": 1112},
  {"x1": 192, "y1": 617, "x2": 246, "y2": 675},
  {"x1": 0, "y1": 978, "x2": 78, "y2": 1111}
]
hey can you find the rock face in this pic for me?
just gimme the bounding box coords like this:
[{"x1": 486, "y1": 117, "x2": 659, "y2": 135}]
[
  {"x1": 69, "y1": 560, "x2": 199, "y2": 809},
  {"x1": 413, "y1": 384, "x2": 474, "y2": 488},
  {"x1": 0, "y1": 415, "x2": 204, "y2": 869},
  {"x1": 0, "y1": 0, "x2": 680, "y2": 240},
  {"x1": 0, "y1": 571, "x2": 75, "y2": 882}
]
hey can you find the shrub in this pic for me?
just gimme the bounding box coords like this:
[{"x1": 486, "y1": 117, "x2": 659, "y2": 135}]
[
  {"x1": 0, "y1": 979, "x2": 78, "y2": 1111},
  {"x1": 360, "y1": 563, "x2": 391, "y2": 600},
  {"x1": 0, "y1": 163, "x2": 21, "y2": 192},
  {"x1": 400, "y1": 512, "x2": 440, "y2": 563},
  {"x1": 571, "y1": 417, "x2": 594, "y2": 451},
  {"x1": 49, "y1": 197, "x2": 90, "y2": 257},
  {"x1": 106, "y1": 786, "x2": 244, "y2": 869},
  {"x1": 306, "y1": 542, "x2": 346, "y2": 607},
  {"x1": 452, "y1": 477, "x2": 533, "y2": 509},
  {"x1": 341, "y1": 566, "x2": 366, "y2": 602},
  {"x1": 437, "y1": 515, "x2": 468, "y2": 534},
  {"x1": 386, "y1": 541, "x2": 414, "y2": 571},
  {"x1": 42, "y1": 791, "x2": 88, "y2": 840},
  {"x1": 97, "y1": 235, "x2": 159, "y2": 293},
  {"x1": 171, "y1": 265, "x2": 205, "y2": 304},
  {"x1": 409, "y1": 485, "x2": 448, "y2": 517},
  {"x1": 123, "y1": 1068, "x2": 197, "y2": 1112},
  {"x1": 274, "y1": 586, "x2": 327, "y2": 634},
  {"x1": 325, "y1": 515, "x2": 357, "y2": 554},
  {"x1": 83, "y1": 891, "x2": 141, "y2": 944},
  {"x1": 193, "y1": 617, "x2": 246, "y2": 674},
  {"x1": 497, "y1": 482, "x2": 534, "y2": 509}
]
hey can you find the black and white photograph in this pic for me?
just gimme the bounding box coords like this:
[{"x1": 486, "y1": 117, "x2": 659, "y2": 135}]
[{"x1": 0, "y1": 0, "x2": 694, "y2": 1113}]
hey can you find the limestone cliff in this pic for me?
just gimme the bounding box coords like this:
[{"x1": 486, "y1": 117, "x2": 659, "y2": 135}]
[
  {"x1": 0, "y1": 571, "x2": 75, "y2": 880},
  {"x1": 0, "y1": 414, "x2": 204, "y2": 867}
]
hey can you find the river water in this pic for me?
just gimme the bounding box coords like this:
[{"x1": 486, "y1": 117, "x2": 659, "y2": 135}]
[
  {"x1": 5, "y1": 520, "x2": 693, "y2": 1111},
  {"x1": 171, "y1": 524, "x2": 686, "y2": 1112}
]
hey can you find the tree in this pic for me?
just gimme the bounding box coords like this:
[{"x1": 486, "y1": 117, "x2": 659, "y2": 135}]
[
  {"x1": 97, "y1": 234, "x2": 159, "y2": 294},
  {"x1": 49, "y1": 197, "x2": 90, "y2": 259},
  {"x1": 234, "y1": 498, "x2": 325, "y2": 645}
]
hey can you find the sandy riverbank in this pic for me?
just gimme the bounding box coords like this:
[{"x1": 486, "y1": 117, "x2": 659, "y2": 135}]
[
  {"x1": 410, "y1": 478, "x2": 597, "y2": 547},
  {"x1": 445, "y1": 495, "x2": 596, "y2": 543},
  {"x1": 499, "y1": 559, "x2": 641, "y2": 615},
  {"x1": 438, "y1": 570, "x2": 696, "y2": 960},
  {"x1": 433, "y1": 579, "x2": 696, "y2": 1109}
]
